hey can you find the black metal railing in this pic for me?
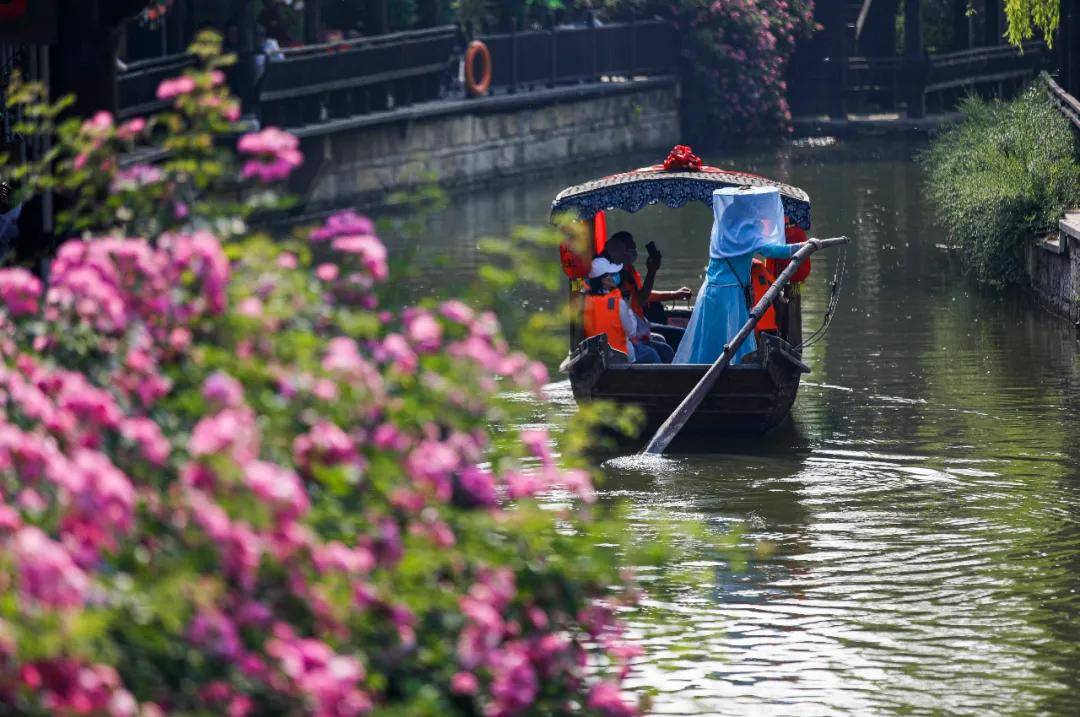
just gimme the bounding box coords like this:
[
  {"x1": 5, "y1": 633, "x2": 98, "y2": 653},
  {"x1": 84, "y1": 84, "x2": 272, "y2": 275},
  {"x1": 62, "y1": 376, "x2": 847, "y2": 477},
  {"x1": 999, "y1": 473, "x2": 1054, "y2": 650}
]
[
  {"x1": 256, "y1": 24, "x2": 458, "y2": 129},
  {"x1": 925, "y1": 40, "x2": 1048, "y2": 94},
  {"x1": 478, "y1": 20, "x2": 677, "y2": 92},
  {"x1": 116, "y1": 52, "x2": 198, "y2": 119},
  {"x1": 841, "y1": 39, "x2": 1048, "y2": 116},
  {"x1": 113, "y1": 20, "x2": 679, "y2": 131}
]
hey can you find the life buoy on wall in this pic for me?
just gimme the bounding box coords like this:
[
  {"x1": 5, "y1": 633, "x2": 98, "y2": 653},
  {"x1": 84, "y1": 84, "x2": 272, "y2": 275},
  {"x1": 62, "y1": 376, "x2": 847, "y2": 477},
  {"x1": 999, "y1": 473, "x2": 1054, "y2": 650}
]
[{"x1": 465, "y1": 40, "x2": 492, "y2": 97}]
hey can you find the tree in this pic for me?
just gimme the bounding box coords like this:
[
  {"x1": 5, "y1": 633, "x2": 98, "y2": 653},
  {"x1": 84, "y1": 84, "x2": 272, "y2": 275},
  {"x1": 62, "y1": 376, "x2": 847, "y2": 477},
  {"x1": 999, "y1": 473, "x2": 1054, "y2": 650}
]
[{"x1": 1004, "y1": 0, "x2": 1060, "y2": 46}]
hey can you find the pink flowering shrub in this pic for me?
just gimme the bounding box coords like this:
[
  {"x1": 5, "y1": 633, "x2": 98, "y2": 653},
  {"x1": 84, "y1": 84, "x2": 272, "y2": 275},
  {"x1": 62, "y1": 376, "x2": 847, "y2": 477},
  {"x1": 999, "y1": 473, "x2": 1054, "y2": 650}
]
[
  {"x1": 595, "y1": 0, "x2": 817, "y2": 139},
  {"x1": 0, "y1": 33, "x2": 655, "y2": 717}
]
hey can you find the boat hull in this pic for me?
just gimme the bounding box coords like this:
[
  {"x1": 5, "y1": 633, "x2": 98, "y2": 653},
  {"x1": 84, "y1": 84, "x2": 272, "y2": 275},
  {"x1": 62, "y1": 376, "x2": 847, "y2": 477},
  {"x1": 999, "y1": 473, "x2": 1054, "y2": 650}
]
[{"x1": 564, "y1": 333, "x2": 809, "y2": 437}]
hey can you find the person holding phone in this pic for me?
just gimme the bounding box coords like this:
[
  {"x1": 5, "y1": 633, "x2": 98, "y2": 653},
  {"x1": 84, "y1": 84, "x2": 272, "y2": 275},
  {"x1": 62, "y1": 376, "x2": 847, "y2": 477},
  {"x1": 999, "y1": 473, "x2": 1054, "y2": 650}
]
[{"x1": 601, "y1": 231, "x2": 692, "y2": 360}]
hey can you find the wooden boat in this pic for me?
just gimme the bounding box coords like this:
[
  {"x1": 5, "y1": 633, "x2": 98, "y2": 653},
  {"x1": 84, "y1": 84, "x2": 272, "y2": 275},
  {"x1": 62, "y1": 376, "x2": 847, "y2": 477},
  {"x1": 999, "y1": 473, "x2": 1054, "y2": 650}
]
[{"x1": 553, "y1": 148, "x2": 815, "y2": 436}]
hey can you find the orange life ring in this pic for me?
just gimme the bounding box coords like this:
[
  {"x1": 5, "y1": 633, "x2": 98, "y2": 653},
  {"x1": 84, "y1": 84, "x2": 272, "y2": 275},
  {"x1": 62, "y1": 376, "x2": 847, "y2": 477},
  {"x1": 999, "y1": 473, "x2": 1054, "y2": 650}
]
[{"x1": 465, "y1": 40, "x2": 492, "y2": 97}]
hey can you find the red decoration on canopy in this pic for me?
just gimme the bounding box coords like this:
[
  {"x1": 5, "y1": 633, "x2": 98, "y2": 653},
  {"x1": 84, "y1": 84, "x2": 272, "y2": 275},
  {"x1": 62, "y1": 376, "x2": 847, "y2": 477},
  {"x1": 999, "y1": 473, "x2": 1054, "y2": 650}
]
[{"x1": 662, "y1": 145, "x2": 703, "y2": 172}]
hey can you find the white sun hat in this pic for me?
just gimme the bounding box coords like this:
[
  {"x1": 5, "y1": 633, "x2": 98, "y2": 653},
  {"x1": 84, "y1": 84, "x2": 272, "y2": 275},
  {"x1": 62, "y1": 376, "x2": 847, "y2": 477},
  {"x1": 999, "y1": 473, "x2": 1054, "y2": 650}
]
[{"x1": 588, "y1": 256, "x2": 624, "y2": 278}]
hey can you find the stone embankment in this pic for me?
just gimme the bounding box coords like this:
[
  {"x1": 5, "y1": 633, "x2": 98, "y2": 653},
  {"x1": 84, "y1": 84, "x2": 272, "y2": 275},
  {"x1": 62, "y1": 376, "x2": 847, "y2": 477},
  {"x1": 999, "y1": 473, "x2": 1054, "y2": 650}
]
[{"x1": 294, "y1": 79, "x2": 680, "y2": 210}]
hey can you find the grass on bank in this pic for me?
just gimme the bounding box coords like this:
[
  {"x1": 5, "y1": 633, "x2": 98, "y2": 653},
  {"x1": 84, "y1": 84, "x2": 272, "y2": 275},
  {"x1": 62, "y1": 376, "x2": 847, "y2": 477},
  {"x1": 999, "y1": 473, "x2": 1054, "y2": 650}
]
[{"x1": 921, "y1": 77, "x2": 1080, "y2": 286}]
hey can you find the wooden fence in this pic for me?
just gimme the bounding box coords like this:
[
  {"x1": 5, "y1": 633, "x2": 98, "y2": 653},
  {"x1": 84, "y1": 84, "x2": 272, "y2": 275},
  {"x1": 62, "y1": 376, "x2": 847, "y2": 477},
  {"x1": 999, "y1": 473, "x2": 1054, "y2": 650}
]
[
  {"x1": 808, "y1": 39, "x2": 1050, "y2": 117},
  {"x1": 1046, "y1": 72, "x2": 1080, "y2": 132}
]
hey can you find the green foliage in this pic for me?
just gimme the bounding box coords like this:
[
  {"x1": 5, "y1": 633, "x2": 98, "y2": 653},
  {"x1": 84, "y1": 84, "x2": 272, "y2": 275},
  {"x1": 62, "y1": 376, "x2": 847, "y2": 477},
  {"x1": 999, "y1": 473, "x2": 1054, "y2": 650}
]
[
  {"x1": 1005, "y1": 0, "x2": 1059, "y2": 47},
  {"x1": 921, "y1": 78, "x2": 1080, "y2": 286}
]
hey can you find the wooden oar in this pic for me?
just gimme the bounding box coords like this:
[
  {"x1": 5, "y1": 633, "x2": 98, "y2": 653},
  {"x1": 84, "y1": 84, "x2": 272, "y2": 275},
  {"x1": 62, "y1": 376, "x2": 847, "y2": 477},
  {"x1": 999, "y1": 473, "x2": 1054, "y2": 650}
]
[{"x1": 643, "y1": 236, "x2": 851, "y2": 455}]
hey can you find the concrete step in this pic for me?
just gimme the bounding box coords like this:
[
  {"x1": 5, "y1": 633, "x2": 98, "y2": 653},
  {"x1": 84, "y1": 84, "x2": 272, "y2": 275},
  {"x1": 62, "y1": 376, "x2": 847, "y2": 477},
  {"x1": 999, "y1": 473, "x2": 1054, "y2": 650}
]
[{"x1": 1036, "y1": 209, "x2": 1080, "y2": 255}]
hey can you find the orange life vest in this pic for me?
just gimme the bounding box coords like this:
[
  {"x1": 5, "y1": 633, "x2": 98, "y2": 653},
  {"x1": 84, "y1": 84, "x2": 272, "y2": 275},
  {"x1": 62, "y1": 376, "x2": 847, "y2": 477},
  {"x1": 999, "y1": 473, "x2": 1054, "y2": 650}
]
[
  {"x1": 582, "y1": 290, "x2": 629, "y2": 355},
  {"x1": 751, "y1": 259, "x2": 778, "y2": 333}
]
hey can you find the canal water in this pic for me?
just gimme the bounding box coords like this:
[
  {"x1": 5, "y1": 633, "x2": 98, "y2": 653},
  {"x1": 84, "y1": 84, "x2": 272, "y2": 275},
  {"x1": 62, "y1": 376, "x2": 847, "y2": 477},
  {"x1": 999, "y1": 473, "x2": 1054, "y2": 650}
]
[{"x1": 381, "y1": 138, "x2": 1080, "y2": 716}]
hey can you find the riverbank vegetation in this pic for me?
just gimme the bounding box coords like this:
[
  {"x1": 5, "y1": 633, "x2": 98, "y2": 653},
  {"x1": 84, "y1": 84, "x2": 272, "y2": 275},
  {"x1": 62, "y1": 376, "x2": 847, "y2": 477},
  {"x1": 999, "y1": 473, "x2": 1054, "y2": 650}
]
[
  {"x1": 592, "y1": 0, "x2": 817, "y2": 140},
  {"x1": 921, "y1": 79, "x2": 1080, "y2": 286},
  {"x1": 0, "y1": 34, "x2": 664, "y2": 716}
]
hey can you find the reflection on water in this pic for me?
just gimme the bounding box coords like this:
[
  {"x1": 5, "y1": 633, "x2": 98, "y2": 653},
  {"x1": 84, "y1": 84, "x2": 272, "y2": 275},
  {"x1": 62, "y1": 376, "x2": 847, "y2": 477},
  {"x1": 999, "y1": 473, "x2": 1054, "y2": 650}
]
[{"x1": 378, "y1": 139, "x2": 1080, "y2": 715}]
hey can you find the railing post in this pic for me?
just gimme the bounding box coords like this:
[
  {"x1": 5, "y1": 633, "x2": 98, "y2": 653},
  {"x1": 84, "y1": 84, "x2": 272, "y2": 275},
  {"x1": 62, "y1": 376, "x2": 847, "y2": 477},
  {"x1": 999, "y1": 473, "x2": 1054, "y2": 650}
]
[
  {"x1": 549, "y1": 13, "x2": 558, "y2": 87},
  {"x1": 952, "y1": 0, "x2": 972, "y2": 50},
  {"x1": 829, "y1": 22, "x2": 849, "y2": 119},
  {"x1": 235, "y1": 0, "x2": 260, "y2": 119},
  {"x1": 983, "y1": 0, "x2": 1002, "y2": 45},
  {"x1": 510, "y1": 18, "x2": 519, "y2": 93},
  {"x1": 1065, "y1": 1, "x2": 1079, "y2": 96},
  {"x1": 904, "y1": 0, "x2": 926, "y2": 118},
  {"x1": 588, "y1": 11, "x2": 597, "y2": 82}
]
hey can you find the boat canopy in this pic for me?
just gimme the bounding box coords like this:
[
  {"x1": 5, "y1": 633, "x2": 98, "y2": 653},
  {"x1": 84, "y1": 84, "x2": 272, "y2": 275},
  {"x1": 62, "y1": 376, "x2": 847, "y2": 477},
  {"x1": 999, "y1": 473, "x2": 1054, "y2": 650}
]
[{"x1": 550, "y1": 146, "x2": 812, "y2": 229}]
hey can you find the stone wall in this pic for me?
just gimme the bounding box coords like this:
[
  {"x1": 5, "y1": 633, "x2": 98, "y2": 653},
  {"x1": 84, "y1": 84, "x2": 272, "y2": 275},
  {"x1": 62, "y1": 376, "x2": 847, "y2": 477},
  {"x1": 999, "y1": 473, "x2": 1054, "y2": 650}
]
[
  {"x1": 296, "y1": 80, "x2": 680, "y2": 209},
  {"x1": 1025, "y1": 218, "x2": 1080, "y2": 326}
]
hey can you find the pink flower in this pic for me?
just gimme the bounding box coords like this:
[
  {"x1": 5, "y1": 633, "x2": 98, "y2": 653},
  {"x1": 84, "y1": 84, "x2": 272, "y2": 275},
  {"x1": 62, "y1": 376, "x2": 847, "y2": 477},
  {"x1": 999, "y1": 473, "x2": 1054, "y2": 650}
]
[
  {"x1": 439, "y1": 300, "x2": 473, "y2": 324},
  {"x1": 187, "y1": 609, "x2": 242, "y2": 660},
  {"x1": 376, "y1": 334, "x2": 417, "y2": 374},
  {"x1": 111, "y1": 164, "x2": 163, "y2": 192},
  {"x1": 189, "y1": 408, "x2": 259, "y2": 463},
  {"x1": 505, "y1": 470, "x2": 544, "y2": 500},
  {"x1": 405, "y1": 312, "x2": 442, "y2": 352},
  {"x1": 0, "y1": 268, "x2": 43, "y2": 317},
  {"x1": 488, "y1": 644, "x2": 538, "y2": 714},
  {"x1": 83, "y1": 111, "x2": 114, "y2": 133},
  {"x1": 331, "y1": 234, "x2": 388, "y2": 281},
  {"x1": 405, "y1": 440, "x2": 459, "y2": 500},
  {"x1": 456, "y1": 467, "x2": 497, "y2": 507},
  {"x1": 157, "y1": 75, "x2": 197, "y2": 100},
  {"x1": 13, "y1": 526, "x2": 89, "y2": 609},
  {"x1": 121, "y1": 417, "x2": 170, "y2": 466},
  {"x1": 244, "y1": 461, "x2": 309, "y2": 521},
  {"x1": 203, "y1": 371, "x2": 245, "y2": 409},
  {"x1": 237, "y1": 128, "x2": 303, "y2": 182},
  {"x1": 116, "y1": 117, "x2": 146, "y2": 140},
  {"x1": 310, "y1": 211, "x2": 374, "y2": 242},
  {"x1": 450, "y1": 671, "x2": 479, "y2": 695},
  {"x1": 315, "y1": 262, "x2": 340, "y2": 282},
  {"x1": 294, "y1": 421, "x2": 358, "y2": 473},
  {"x1": 587, "y1": 681, "x2": 637, "y2": 716}
]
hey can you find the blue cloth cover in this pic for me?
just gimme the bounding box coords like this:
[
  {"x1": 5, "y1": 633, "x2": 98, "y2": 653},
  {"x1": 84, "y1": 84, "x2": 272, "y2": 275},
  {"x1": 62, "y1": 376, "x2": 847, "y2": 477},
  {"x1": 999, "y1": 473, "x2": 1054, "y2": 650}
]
[{"x1": 674, "y1": 188, "x2": 799, "y2": 365}]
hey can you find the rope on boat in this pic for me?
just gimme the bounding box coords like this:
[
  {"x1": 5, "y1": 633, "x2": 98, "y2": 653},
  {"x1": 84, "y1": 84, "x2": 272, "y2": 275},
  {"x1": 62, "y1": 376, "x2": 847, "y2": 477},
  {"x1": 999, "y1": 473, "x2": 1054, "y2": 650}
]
[{"x1": 795, "y1": 243, "x2": 847, "y2": 352}]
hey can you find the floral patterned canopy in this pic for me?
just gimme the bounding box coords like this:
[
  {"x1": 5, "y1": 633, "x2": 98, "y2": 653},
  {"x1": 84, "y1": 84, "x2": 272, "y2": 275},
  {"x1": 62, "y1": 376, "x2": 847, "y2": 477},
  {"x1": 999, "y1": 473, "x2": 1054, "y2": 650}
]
[{"x1": 550, "y1": 145, "x2": 812, "y2": 229}]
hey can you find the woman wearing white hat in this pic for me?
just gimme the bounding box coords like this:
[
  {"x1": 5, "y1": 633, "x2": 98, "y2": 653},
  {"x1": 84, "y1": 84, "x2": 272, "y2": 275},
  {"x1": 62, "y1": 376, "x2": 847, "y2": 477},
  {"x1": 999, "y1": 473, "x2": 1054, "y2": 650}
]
[
  {"x1": 584, "y1": 257, "x2": 662, "y2": 364},
  {"x1": 673, "y1": 187, "x2": 808, "y2": 365}
]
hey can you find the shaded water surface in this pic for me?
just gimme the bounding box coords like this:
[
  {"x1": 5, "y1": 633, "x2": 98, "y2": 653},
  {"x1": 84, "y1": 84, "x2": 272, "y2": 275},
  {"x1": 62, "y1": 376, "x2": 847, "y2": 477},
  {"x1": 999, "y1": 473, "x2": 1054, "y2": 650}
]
[{"x1": 381, "y1": 139, "x2": 1080, "y2": 715}]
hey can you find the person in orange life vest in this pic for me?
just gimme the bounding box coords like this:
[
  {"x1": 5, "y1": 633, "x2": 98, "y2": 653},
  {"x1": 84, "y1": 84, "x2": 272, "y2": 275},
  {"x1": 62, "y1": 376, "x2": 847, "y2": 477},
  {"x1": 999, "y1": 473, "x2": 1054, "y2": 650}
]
[
  {"x1": 601, "y1": 232, "x2": 690, "y2": 360},
  {"x1": 583, "y1": 258, "x2": 662, "y2": 364}
]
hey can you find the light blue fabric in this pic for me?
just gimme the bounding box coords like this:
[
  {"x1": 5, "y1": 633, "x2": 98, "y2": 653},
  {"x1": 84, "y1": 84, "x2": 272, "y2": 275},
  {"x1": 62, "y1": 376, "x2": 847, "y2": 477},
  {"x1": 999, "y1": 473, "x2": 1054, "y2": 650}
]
[
  {"x1": 710, "y1": 186, "x2": 786, "y2": 259},
  {"x1": 673, "y1": 246, "x2": 796, "y2": 364},
  {"x1": 674, "y1": 187, "x2": 800, "y2": 365}
]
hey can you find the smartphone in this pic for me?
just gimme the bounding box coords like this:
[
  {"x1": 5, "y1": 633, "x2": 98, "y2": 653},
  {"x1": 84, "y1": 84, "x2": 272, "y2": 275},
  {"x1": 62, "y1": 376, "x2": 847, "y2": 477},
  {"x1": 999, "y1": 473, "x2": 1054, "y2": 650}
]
[{"x1": 645, "y1": 241, "x2": 660, "y2": 259}]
